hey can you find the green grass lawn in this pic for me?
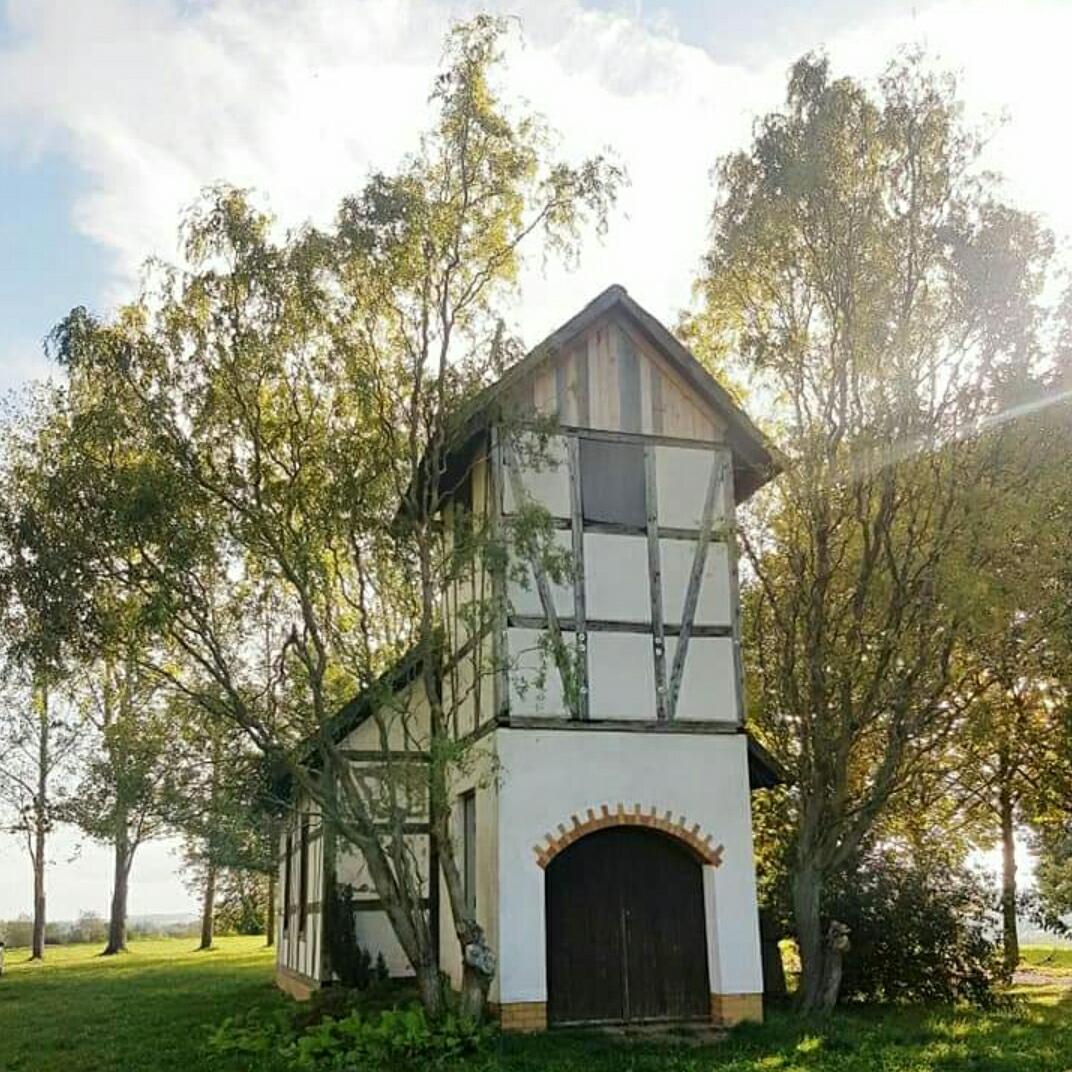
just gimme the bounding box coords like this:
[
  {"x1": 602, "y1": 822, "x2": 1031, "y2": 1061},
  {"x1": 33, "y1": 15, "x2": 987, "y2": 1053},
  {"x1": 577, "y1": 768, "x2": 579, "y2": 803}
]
[
  {"x1": 0, "y1": 936, "x2": 1070, "y2": 1071},
  {"x1": 1021, "y1": 944, "x2": 1072, "y2": 974},
  {"x1": 0, "y1": 936, "x2": 285, "y2": 1072}
]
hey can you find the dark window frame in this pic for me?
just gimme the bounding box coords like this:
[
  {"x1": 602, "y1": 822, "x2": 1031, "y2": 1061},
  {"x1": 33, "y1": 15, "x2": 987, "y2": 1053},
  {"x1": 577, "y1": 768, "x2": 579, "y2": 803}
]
[{"x1": 579, "y1": 438, "x2": 647, "y2": 527}]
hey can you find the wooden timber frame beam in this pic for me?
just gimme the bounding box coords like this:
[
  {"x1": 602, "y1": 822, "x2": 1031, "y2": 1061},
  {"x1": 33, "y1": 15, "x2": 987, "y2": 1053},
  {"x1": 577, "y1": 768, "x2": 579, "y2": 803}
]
[
  {"x1": 667, "y1": 453, "x2": 727, "y2": 720},
  {"x1": 488, "y1": 426, "x2": 510, "y2": 719},
  {"x1": 722, "y1": 456, "x2": 747, "y2": 724},
  {"x1": 567, "y1": 435, "x2": 590, "y2": 720},
  {"x1": 643, "y1": 445, "x2": 669, "y2": 720}
]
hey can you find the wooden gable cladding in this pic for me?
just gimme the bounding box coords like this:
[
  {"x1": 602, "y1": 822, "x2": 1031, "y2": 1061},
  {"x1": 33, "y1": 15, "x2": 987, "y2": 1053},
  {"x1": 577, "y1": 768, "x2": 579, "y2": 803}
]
[{"x1": 522, "y1": 314, "x2": 726, "y2": 442}]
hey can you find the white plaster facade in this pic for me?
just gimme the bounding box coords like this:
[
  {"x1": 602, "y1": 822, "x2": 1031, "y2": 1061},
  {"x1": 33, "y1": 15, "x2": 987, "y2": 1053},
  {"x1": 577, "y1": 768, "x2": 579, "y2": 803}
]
[{"x1": 492, "y1": 728, "x2": 763, "y2": 1006}]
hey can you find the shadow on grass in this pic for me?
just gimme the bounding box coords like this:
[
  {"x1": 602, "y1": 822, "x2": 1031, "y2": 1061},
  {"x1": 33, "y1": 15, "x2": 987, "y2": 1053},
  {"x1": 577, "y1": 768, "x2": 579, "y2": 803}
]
[{"x1": 478, "y1": 992, "x2": 1072, "y2": 1072}]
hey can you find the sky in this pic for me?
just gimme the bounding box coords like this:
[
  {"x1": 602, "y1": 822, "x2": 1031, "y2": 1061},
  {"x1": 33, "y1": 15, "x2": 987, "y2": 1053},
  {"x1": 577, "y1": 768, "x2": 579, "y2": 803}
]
[{"x1": 0, "y1": 0, "x2": 1067, "y2": 920}]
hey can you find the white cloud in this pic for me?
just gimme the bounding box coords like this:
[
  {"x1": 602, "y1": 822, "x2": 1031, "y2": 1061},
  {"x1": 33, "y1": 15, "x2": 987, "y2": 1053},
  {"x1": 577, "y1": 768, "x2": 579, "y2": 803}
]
[
  {"x1": 0, "y1": 336, "x2": 54, "y2": 395},
  {"x1": 0, "y1": 0, "x2": 785, "y2": 344},
  {"x1": 2, "y1": 0, "x2": 1070, "y2": 344}
]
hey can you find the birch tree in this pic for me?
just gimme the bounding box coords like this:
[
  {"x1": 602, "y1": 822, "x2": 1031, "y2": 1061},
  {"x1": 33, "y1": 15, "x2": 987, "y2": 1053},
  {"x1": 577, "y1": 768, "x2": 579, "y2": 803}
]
[
  {"x1": 65, "y1": 653, "x2": 175, "y2": 956},
  {"x1": 0, "y1": 674, "x2": 77, "y2": 960},
  {"x1": 39, "y1": 16, "x2": 619, "y2": 1017},
  {"x1": 692, "y1": 52, "x2": 1055, "y2": 1010},
  {"x1": 0, "y1": 389, "x2": 82, "y2": 960}
]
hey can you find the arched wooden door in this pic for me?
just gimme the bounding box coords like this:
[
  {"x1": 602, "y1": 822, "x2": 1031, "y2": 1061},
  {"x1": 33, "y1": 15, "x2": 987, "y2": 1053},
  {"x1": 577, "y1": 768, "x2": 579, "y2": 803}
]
[{"x1": 545, "y1": 826, "x2": 710, "y2": 1025}]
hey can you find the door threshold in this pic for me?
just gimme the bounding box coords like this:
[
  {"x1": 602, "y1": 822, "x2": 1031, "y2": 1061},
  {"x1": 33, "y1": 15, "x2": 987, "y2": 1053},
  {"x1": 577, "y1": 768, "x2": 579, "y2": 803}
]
[{"x1": 552, "y1": 1016, "x2": 722, "y2": 1039}]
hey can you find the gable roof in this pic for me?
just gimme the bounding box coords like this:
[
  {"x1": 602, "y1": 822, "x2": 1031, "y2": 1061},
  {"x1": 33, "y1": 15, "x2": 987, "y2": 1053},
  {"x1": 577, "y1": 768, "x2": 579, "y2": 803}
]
[{"x1": 444, "y1": 284, "x2": 783, "y2": 502}]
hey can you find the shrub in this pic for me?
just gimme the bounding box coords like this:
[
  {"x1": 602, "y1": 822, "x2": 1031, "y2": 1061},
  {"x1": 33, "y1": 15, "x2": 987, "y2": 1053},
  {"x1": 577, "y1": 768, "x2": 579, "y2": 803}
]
[
  {"x1": 0, "y1": 918, "x2": 33, "y2": 948},
  {"x1": 323, "y1": 882, "x2": 387, "y2": 990},
  {"x1": 828, "y1": 847, "x2": 1004, "y2": 1007},
  {"x1": 207, "y1": 1003, "x2": 493, "y2": 1071}
]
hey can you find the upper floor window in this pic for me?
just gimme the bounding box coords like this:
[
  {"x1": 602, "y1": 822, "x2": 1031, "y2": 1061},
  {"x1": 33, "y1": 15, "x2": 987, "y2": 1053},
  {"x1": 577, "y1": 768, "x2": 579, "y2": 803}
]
[{"x1": 580, "y1": 439, "x2": 646, "y2": 527}]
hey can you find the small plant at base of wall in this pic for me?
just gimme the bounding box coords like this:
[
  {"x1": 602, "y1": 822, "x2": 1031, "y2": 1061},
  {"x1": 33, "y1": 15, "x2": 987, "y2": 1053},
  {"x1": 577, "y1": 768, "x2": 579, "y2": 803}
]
[{"x1": 206, "y1": 1004, "x2": 495, "y2": 1070}]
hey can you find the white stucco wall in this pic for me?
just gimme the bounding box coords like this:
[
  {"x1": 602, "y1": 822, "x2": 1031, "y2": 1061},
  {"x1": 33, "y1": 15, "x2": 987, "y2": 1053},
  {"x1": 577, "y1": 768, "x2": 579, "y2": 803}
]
[
  {"x1": 654, "y1": 445, "x2": 729, "y2": 530},
  {"x1": 494, "y1": 727, "x2": 763, "y2": 1004}
]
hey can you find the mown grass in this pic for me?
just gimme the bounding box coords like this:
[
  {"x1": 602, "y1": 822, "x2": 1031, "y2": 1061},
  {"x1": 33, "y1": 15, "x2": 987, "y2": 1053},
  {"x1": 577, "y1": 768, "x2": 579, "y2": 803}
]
[
  {"x1": 0, "y1": 935, "x2": 1070, "y2": 1071},
  {"x1": 1021, "y1": 944, "x2": 1072, "y2": 974},
  {"x1": 0, "y1": 936, "x2": 283, "y2": 1072}
]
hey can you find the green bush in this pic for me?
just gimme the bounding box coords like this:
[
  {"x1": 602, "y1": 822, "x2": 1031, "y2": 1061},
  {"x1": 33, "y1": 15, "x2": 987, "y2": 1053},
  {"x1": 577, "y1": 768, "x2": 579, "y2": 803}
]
[
  {"x1": 323, "y1": 883, "x2": 389, "y2": 990},
  {"x1": 829, "y1": 847, "x2": 1004, "y2": 1007},
  {"x1": 207, "y1": 1003, "x2": 493, "y2": 1071}
]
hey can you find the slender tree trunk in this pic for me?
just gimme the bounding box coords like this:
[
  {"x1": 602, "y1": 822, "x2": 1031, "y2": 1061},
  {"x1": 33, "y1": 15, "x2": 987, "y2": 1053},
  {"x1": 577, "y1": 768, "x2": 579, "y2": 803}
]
[
  {"x1": 265, "y1": 874, "x2": 275, "y2": 948},
  {"x1": 30, "y1": 685, "x2": 49, "y2": 960},
  {"x1": 759, "y1": 910, "x2": 787, "y2": 997},
  {"x1": 31, "y1": 824, "x2": 46, "y2": 960},
  {"x1": 415, "y1": 960, "x2": 445, "y2": 1018},
  {"x1": 103, "y1": 824, "x2": 131, "y2": 956},
  {"x1": 792, "y1": 864, "x2": 826, "y2": 1011},
  {"x1": 999, "y1": 788, "x2": 1019, "y2": 974},
  {"x1": 198, "y1": 863, "x2": 217, "y2": 951}
]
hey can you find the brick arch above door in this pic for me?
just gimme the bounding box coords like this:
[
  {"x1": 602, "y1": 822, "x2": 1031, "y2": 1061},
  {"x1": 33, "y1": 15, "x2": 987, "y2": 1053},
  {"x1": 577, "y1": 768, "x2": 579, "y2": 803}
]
[{"x1": 533, "y1": 802, "x2": 724, "y2": 869}]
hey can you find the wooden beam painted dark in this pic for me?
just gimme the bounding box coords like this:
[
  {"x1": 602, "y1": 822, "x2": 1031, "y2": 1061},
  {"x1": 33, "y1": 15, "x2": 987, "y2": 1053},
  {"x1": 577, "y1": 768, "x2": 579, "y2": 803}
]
[
  {"x1": 567, "y1": 435, "x2": 589, "y2": 720},
  {"x1": 489, "y1": 425, "x2": 510, "y2": 719},
  {"x1": 667, "y1": 455, "x2": 725, "y2": 719},
  {"x1": 502, "y1": 715, "x2": 740, "y2": 735},
  {"x1": 339, "y1": 750, "x2": 430, "y2": 763},
  {"x1": 721, "y1": 455, "x2": 747, "y2": 725},
  {"x1": 352, "y1": 897, "x2": 432, "y2": 913},
  {"x1": 508, "y1": 614, "x2": 731, "y2": 638},
  {"x1": 643, "y1": 445, "x2": 669, "y2": 720},
  {"x1": 539, "y1": 515, "x2": 727, "y2": 542}
]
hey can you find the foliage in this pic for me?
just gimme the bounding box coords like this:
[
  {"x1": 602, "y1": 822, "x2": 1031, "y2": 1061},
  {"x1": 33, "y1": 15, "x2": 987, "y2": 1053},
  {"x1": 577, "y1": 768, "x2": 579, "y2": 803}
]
[
  {"x1": 322, "y1": 881, "x2": 390, "y2": 989},
  {"x1": 827, "y1": 847, "x2": 1004, "y2": 1007},
  {"x1": 213, "y1": 868, "x2": 271, "y2": 936},
  {"x1": 696, "y1": 48, "x2": 1059, "y2": 1009},
  {"x1": 207, "y1": 1004, "x2": 493, "y2": 1071},
  {"x1": 1033, "y1": 820, "x2": 1072, "y2": 923}
]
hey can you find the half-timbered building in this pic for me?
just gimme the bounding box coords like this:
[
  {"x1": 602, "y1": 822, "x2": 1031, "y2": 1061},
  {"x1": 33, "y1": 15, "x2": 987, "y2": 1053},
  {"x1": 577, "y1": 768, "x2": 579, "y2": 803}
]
[{"x1": 275, "y1": 284, "x2": 782, "y2": 1030}]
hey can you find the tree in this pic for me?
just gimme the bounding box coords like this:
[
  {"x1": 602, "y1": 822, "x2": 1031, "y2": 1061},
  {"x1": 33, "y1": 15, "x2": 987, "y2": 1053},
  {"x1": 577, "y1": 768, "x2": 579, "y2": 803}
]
[
  {"x1": 40, "y1": 16, "x2": 619, "y2": 1017},
  {"x1": 169, "y1": 703, "x2": 280, "y2": 951},
  {"x1": 65, "y1": 652, "x2": 175, "y2": 955},
  {"x1": 0, "y1": 387, "x2": 83, "y2": 960},
  {"x1": 944, "y1": 353, "x2": 1072, "y2": 967},
  {"x1": 0, "y1": 674, "x2": 78, "y2": 959},
  {"x1": 692, "y1": 52, "x2": 1055, "y2": 1010}
]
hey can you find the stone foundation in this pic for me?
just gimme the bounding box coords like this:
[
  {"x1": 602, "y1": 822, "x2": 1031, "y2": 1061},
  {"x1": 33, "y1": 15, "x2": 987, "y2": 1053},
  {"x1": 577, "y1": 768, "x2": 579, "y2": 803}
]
[
  {"x1": 275, "y1": 964, "x2": 319, "y2": 1001},
  {"x1": 710, "y1": 992, "x2": 763, "y2": 1026},
  {"x1": 493, "y1": 1001, "x2": 548, "y2": 1032}
]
